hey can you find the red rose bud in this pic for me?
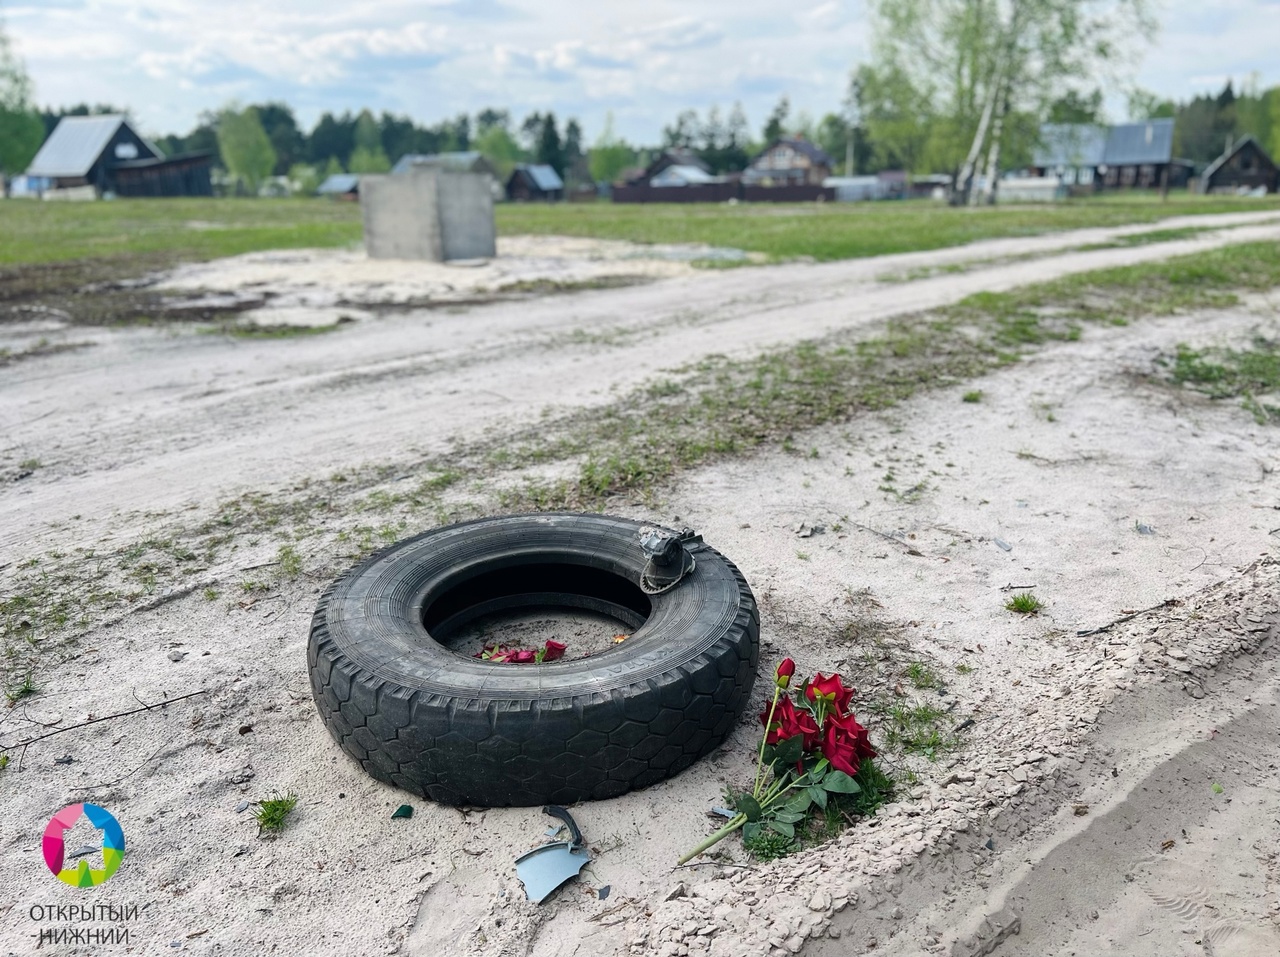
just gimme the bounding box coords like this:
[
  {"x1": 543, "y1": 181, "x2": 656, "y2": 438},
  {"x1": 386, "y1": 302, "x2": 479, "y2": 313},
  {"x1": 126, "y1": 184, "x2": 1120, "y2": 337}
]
[
  {"x1": 775, "y1": 658, "x2": 796, "y2": 688},
  {"x1": 543, "y1": 640, "x2": 567, "y2": 662}
]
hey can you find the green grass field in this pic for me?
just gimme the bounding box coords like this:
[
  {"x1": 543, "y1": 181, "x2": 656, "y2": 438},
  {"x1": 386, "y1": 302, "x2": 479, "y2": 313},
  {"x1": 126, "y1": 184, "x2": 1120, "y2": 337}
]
[{"x1": 1, "y1": 192, "x2": 1277, "y2": 268}]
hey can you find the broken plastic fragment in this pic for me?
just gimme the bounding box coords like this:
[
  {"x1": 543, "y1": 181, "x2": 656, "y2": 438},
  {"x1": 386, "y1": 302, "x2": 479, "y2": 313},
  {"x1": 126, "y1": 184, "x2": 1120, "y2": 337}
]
[{"x1": 391, "y1": 804, "x2": 413, "y2": 820}]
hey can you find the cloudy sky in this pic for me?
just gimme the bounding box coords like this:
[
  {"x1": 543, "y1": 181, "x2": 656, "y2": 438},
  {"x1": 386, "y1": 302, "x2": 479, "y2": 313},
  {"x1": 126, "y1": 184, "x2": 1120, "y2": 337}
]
[{"x1": 4, "y1": 0, "x2": 1278, "y2": 143}]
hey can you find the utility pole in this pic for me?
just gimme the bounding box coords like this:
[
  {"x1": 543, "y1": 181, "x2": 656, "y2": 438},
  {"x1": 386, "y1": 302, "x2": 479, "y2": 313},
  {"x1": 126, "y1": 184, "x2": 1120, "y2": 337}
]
[{"x1": 846, "y1": 125, "x2": 854, "y2": 177}]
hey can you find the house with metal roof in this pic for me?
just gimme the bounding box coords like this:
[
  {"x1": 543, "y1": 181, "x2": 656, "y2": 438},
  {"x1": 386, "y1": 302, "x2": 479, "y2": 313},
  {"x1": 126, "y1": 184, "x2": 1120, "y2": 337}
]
[
  {"x1": 391, "y1": 151, "x2": 497, "y2": 177},
  {"x1": 317, "y1": 173, "x2": 361, "y2": 199},
  {"x1": 505, "y1": 164, "x2": 563, "y2": 201},
  {"x1": 743, "y1": 137, "x2": 834, "y2": 187},
  {"x1": 648, "y1": 164, "x2": 723, "y2": 187},
  {"x1": 1031, "y1": 119, "x2": 1192, "y2": 191},
  {"x1": 26, "y1": 115, "x2": 212, "y2": 197}
]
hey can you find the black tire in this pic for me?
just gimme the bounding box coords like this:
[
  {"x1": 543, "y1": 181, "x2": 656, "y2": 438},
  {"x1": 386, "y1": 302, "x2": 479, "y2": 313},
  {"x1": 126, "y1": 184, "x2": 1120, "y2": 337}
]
[{"x1": 308, "y1": 513, "x2": 760, "y2": 807}]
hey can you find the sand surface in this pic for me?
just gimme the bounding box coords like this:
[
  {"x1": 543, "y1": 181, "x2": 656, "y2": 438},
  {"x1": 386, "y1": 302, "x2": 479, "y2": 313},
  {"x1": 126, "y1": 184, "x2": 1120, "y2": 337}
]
[{"x1": 1, "y1": 211, "x2": 1279, "y2": 957}]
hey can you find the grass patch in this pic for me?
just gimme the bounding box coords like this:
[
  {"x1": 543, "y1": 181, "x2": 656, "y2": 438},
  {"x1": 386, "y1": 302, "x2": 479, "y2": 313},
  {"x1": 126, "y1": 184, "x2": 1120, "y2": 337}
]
[
  {"x1": 962, "y1": 390, "x2": 984, "y2": 403},
  {"x1": 1159, "y1": 338, "x2": 1280, "y2": 424},
  {"x1": 1005, "y1": 592, "x2": 1044, "y2": 614},
  {"x1": 277, "y1": 544, "x2": 303, "y2": 580},
  {"x1": 0, "y1": 339, "x2": 93, "y2": 367},
  {"x1": 0, "y1": 199, "x2": 361, "y2": 267},
  {"x1": 945, "y1": 241, "x2": 1280, "y2": 347},
  {"x1": 496, "y1": 195, "x2": 1280, "y2": 264},
  {"x1": 254, "y1": 792, "x2": 299, "y2": 836},
  {"x1": 5, "y1": 670, "x2": 38, "y2": 705},
  {"x1": 1077, "y1": 226, "x2": 1212, "y2": 251},
  {"x1": 906, "y1": 661, "x2": 940, "y2": 689},
  {"x1": 881, "y1": 703, "x2": 957, "y2": 760}
]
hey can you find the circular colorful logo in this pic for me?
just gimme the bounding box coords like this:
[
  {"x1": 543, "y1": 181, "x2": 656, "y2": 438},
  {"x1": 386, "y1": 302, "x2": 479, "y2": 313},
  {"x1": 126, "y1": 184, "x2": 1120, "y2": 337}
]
[{"x1": 42, "y1": 803, "x2": 125, "y2": 887}]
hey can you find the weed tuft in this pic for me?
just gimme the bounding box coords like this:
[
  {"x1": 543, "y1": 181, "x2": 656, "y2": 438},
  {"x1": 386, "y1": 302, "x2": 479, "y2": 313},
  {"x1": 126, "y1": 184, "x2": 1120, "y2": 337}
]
[
  {"x1": 254, "y1": 793, "x2": 298, "y2": 836},
  {"x1": 1005, "y1": 592, "x2": 1044, "y2": 614}
]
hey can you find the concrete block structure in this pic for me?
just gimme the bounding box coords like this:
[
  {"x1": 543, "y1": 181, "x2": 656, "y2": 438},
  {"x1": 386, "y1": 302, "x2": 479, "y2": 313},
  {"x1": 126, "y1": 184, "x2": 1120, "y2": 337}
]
[{"x1": 361, "y1": 168, "x2": 496, "y2": 261}]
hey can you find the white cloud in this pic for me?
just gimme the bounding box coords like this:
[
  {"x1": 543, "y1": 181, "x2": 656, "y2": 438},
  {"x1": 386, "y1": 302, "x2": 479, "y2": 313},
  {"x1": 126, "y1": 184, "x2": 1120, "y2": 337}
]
[{"x1": 5, "y1": 0, "x2": 1276, "y2": 143}]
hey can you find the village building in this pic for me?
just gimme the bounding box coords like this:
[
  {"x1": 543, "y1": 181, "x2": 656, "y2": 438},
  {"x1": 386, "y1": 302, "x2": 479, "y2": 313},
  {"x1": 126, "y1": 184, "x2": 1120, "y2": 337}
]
[
  {"x1": 506, "y1": 164, "x2": 564, "y2": 201},
  {"x1": 317, "y1": 173, "x2": 361, "y2": 200},
  {"x1": 648, "y1": 164, "x2": 724, "y2": 187},
  {"x1": 1031, "y1": 119, "x2": 1192, "y2": 191},
  {"x1": 25, "y1": 115, "x2": 212, "y2": 198},
  {"x1": 743, "y1": 137, "x2": 834, "y2": 186},
  {"x1": 625, "y1": 149, "x2": 710, "y2": 186},
  {"x1": 1200, "y1": 135, "x2": 1278, "y2": 193}
]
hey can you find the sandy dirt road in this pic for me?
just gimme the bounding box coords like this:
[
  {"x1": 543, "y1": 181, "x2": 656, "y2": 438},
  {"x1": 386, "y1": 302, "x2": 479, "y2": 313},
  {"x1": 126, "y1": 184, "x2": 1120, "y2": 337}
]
[
  {"x1": 1, "y1": 210, "x2": 1279, "y2": 957},
  {"x1": 3, "y1": 211, "x2": 1280, "y2": 561}
]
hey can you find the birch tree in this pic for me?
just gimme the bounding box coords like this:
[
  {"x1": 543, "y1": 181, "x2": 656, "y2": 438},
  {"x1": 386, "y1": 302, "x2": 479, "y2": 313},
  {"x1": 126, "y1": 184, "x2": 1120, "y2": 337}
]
[{"x1": 865, "y1": 0, "x2": 1154, "y2": 204}]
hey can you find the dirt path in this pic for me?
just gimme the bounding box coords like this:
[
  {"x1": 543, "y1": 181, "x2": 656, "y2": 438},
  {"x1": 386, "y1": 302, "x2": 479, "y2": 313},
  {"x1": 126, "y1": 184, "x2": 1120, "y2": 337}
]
[{"x1": 3, "y1": 211, "x2": 1279, "y2": 561}]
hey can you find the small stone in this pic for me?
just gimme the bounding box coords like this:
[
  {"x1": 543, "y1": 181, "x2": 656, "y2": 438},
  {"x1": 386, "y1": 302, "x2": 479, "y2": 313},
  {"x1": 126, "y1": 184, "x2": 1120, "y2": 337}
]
[
  {"x1": 235, "y1": 801, "x2": 250, "y2": 813},
  {"x1": 808, "y1": 890, "x2": 832, "y2": 912},
  {"x1": 167, "y1": 650, "x2": 186, "y2": 662},
  {"x1": 664, "y1": 883, "x2": 688, "y2": 902},
  {"x1": 1167, "y1": 649, "x2": 1188, "y2": 660},
  {"x1": 782, "y1": 935, "x2": 804, "y2": 954},
  {"x1": 891, "y1": 906, "x2": 903, "y2": 920}
]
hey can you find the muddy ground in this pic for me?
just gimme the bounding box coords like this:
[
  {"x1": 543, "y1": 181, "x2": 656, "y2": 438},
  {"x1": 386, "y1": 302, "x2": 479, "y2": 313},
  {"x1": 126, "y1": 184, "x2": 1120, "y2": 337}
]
[{"x1": 1, "y1": 211, "x2": 1279, "y2": 957}]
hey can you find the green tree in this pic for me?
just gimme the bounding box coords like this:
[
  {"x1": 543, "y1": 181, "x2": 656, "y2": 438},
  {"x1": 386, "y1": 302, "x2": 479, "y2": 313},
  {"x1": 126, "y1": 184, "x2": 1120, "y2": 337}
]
[
  {"x1": 588, "y1": 111, "x2": 635, "y2": 184},
  {"x1": 475, "y1": 123, "x2": 523, "y2": 180},
  {"x1": 254, "y1": 102, "x2": 304, "y2": 175},
  {"x1": 348, "y1": 145, "x2": 391, "y2": 173},
  {"x1": 0, "y1": 18, "x2": 44, "y2": 179},
  {"x1": 1126, "y1": 88, "x2": 1175, "y2": 120},
  {"x1": 216, "y1": 105, "x2": 277, "y2": 193},
  {"x1": 762, "y1": 96, "x2": 790, "y2": 143},
  {"x1": 350, "y1": 108, "x2": 390, "y2": 171},
  {"x1": 867, "y1": 0, "x2": 1155, "y2": 203},
  {"x1": 1048, "y1": 89, "x2": 1104, "y2": 123},
  {"x1": 288, "y1": 163, "x2": 322, "y2": 196}
]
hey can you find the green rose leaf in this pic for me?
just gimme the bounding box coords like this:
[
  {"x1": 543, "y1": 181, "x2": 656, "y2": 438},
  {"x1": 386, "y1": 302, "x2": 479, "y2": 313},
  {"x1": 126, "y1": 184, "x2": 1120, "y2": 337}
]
[
  {"x1": 786, "y1": 790, "x2": 813, "y2": 814},
  {"x1": 736, "y1": 793, "x2": 763, "y2": 822},
  {"x1": 807, "y1": 785, "x2": 828, "y2": 809},
  {"x1": 823, "y1": 770, "x2": 863, "y2": 794},
  {"x1": 773, "y1": 810, "x2": 805, "y2": 824},
  {"x1": 770, "y1": 735, "x2": 804, "y2": 772},
  {"x1": 766, "y1": 820, "x2": 795, "y2": 838}
]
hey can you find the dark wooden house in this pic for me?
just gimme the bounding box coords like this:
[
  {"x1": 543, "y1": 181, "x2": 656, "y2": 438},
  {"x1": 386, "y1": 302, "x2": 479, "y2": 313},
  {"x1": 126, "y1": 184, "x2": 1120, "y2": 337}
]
[
  {"x1": 506, "y1": 164, "x2": 564, "y2": 201},
  {"x1": 25, "y1": 115, "x2": 211, "y2": 197},
  {"x1": 1201, "y1": 136, "x2": 1278, "y2": 193}
]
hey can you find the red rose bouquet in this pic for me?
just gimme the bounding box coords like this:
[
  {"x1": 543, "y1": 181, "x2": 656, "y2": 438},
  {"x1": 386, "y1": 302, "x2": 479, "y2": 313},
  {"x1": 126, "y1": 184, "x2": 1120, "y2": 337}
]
[{"x1": 679, "y1": 659, "x2": 879, "y2": 864}]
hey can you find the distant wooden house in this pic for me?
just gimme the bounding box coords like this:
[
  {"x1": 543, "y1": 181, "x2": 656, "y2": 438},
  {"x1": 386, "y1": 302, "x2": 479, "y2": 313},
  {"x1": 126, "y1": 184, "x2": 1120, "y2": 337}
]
[
  {"x1": 25, "y1": 115, "x2": 212, "y2": 197},
  {"x1": 743, "y1": 137, "x2": 834, "y2": 187},
  {"x1": 1201, "y1": 136, "x2": 1278, "y2": 194},
  {"x1": 506, "y1": 164, "x2": 564, "y2": 201},
  {"x1": 1031, "y1": 119, "x2": 1192, "y2": 191}
]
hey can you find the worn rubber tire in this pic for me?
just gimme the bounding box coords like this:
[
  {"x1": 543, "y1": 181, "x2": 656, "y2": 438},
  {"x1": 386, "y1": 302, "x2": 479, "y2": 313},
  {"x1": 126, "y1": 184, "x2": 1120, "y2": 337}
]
[{"x1": 308, "y1": 512, "x2": 759, "y2": 807}]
